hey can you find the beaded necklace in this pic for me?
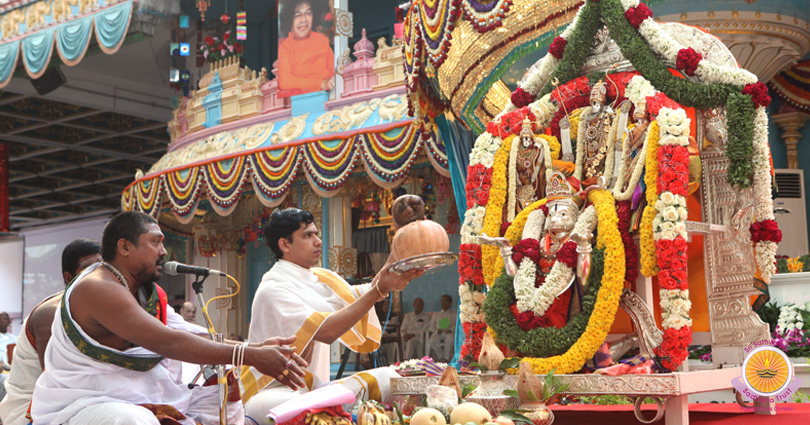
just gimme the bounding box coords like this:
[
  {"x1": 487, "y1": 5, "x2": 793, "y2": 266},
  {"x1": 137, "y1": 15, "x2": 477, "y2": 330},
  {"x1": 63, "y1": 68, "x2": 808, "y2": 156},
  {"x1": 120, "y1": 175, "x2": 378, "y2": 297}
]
[{"x1": 101, "y1": 261, "x2": 130, "y2": 291}]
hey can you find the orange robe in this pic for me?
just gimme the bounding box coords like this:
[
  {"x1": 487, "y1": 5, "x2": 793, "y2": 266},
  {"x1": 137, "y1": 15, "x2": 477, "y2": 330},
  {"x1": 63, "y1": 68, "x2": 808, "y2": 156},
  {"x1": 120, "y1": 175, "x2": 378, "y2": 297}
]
[{"x1": 277, "y1": 32, "x2": 334, "y2": 94}]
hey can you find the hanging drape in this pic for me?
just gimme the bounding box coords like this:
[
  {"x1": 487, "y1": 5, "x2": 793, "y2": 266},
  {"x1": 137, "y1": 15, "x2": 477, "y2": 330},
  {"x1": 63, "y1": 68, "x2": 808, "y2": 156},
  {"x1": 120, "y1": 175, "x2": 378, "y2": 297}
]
[
  {"x1": 0, "y1": 0, "x2": 133, "y2": 88},
  {"x1": 436, "y1": 113, "x2": 476, "y2": 367}
]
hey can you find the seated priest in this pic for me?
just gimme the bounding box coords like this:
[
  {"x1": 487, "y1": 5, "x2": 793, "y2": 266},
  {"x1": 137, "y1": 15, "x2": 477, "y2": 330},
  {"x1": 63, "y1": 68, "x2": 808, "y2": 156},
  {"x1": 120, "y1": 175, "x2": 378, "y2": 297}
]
[
  {"x1": 0, "y1": 239, "x2": 102, "y2": 425},
  {"x1": 31, "y1": 211, "x2": 305, "y2": 425},
  {"x1": 242, "y1": 208, "x2": 423, "y2": 419}
]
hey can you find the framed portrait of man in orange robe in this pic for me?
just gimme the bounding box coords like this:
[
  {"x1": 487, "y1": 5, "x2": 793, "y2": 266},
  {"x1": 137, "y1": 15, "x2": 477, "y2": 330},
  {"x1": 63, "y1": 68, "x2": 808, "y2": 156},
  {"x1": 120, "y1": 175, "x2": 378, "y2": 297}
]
[{"x1": 277, "y1": 0, "x2": 336, "y2": 97}]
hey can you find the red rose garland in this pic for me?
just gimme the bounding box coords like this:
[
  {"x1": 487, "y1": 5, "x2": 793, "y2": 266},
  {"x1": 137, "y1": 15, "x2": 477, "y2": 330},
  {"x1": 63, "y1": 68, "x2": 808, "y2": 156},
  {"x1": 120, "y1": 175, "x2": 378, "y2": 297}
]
[
  {"x1": 675, "y1": 47, "x2": 702, "y2": 77},
  {"x1": 511, "y1": 87, "x2": 536, "y2": 108},
  {"x1": 460, "y1": 322, "x2": 487, "y2": 359},
  {"x1": 466, "y1": 164, "x2": 493, "y2": 208},
  {"x1": 742, "y1": 82, "x2": 771, "y2": 109},
  {"x1": 459, "y1": 244, "x2": 485, "y2": 287},
  {"x1": 549, "y1": 36, "x2": 568, "y2": 59},
  {"x1": 512, "y1": 239, "x2": 542, "y2": 264},
  {"x1": 750, "y1": 220, "x2": 782, "y2": 244},
  {"x1": 486, "y1": 107, "x2": 537, "y2": 137},
  {"x1": 624, "y1": 2, "x2": 653, "y2": 29},
  {"x1": 652, "y1": 116, "x2": 692, "y2": 371}
]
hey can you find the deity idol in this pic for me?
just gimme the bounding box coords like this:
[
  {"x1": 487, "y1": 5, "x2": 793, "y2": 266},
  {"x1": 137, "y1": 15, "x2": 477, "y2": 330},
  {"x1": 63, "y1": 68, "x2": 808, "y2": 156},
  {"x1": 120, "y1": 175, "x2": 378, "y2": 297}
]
[
  {"x1": 480, "y1": 172, "x2": 597, "y2": 327},
  {"x1": 612, "y1": 102, "x2": 651, "y2": 198},
  {"x1": 513, "y1": 118, "x2": 549, "y2": 217},
  {"x1": 576, "y1": 80, "x2": 617, "y2": 186}
]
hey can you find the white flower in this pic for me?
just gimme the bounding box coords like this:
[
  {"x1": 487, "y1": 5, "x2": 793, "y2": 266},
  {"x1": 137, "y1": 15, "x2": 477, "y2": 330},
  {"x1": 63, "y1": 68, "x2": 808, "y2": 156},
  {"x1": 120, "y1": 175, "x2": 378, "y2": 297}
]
[
  {"x1": 662, "y1": 314, "x2": 693, "y2": 330},
  {"x1": 620, "y1": 0, "x2": 640, "y2": 9},
  {"x1": 473, "y1": 291, "x2": 486, "y2": 305},
  {"x1": 663, "y1": 206, "x2": 679, "y2": 222},
  {"x1": 625, "y1": 75, "x2": 657, "y2": 107},
  {"x1": 673, "y1": 222, "x2": 687, "y2": 238},
  {"x1": 660, "y1": 192, "x2": 676, "y2": 205},
  {"x1": 678, "y1": 207, "x2": 688, "y2": 221},
  {"x1": 659, "y1": 230, "x2": 676, "y2": 240}
]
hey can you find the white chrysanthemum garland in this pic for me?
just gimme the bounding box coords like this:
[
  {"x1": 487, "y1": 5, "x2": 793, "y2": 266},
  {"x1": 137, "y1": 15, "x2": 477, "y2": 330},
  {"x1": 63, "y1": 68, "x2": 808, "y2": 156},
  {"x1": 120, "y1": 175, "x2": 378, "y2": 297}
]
[
  {"x1": 750, "y1": 107, "x2": 779, "y2": 282},
  {"x1": 513, "y1": 205, "x2": 597, "y2": 317}
]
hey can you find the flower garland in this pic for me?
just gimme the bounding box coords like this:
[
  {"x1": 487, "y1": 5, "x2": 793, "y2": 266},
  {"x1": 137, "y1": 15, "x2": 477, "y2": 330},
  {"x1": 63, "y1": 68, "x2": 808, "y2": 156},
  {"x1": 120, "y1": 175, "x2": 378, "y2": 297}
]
[
  {"x1": 511, "y1": 205, "x2": 598, "y2": 318},
  {"x1": 484, "y1": 189, "x2": 625, "y2": 374},
  {"x1": 750, "y1": 106, "x2": 781, "y2": 282},
  {"x1": 482, "y1": 135, "x2": 515, "y2": 285},
  {"x1": 651, "y1": 107, "x2": 692, "y2": 371},
  {"x1": 639, "y1": 120, "x2": 660, "y2": 277}
]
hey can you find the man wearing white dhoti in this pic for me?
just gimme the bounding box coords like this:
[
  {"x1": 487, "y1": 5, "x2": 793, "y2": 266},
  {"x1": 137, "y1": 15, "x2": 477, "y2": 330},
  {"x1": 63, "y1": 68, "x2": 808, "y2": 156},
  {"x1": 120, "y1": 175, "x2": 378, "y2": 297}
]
[
  {"x1": 427, "y1": 295, "x2": 457, "y2": 362},
  {"x1": 31, "y1": 211, "x2": 307, "y2": 425},
  {"x1": 0, "y1": 239, "x2": 101, "y2": 425},
  {"x1": 400, "y1": 298, "x2": 431, "y2": 359},
  {"x1": 242, "y1": 208, "x2": 422, "y2": 421}
]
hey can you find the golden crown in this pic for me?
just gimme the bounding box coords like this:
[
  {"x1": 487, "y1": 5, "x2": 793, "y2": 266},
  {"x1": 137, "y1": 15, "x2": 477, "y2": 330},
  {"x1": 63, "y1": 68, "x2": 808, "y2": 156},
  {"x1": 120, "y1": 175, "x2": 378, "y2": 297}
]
[
  {"x1": 589, "y1": 80, "x2": 608, "y2": 104},
  {"x1": 519, "y1": 117, "x2": 533, "y2": 137},
  {"x1": 546, "y1": 171, "x2": 584, "y2": 209}
]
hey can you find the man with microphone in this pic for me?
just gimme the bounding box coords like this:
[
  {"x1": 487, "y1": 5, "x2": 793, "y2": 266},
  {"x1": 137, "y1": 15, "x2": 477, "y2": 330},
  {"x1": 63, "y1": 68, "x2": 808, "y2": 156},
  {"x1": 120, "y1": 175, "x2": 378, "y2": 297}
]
[
  {"x1": 242, "y1": 208, "x2": 423, "y2": 419},
  {"x1": 31, "y1": 211, "x2": 306, "y2": 425}
]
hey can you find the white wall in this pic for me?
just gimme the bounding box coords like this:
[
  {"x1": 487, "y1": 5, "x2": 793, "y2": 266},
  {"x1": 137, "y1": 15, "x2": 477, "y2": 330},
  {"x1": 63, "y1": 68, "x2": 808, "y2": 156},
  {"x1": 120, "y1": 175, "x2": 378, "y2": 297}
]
[{"x1": 20, "y1": 217, "x2": 109, "y2": 317}]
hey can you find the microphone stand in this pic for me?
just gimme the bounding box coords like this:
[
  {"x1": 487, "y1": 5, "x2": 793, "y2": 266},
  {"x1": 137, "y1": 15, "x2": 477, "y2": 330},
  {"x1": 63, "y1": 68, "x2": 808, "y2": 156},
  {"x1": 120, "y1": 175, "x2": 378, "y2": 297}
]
[{"x1": 192, "y1": 273, "x2": 229, "y2": 425}]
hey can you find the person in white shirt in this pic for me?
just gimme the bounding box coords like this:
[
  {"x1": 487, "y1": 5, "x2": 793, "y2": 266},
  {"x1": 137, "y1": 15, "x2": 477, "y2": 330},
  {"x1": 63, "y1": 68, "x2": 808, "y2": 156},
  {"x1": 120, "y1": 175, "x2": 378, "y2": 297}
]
[
  {"x1": 428, "y1": 295, "x2": 456, "y2": 362},
  {"x1": 243, "y1": 208, "x2": 422, "y2": 420},
  {"x1": 400, "y1": 298, "x2": 431, "y2": 359}
]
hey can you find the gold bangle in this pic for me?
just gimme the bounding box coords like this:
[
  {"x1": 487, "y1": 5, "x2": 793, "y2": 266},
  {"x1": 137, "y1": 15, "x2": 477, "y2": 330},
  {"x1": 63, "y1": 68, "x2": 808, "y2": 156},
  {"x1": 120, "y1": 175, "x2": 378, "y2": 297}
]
[{"x1": 374, "y1": 282, "x2": 387, "y2": 299}]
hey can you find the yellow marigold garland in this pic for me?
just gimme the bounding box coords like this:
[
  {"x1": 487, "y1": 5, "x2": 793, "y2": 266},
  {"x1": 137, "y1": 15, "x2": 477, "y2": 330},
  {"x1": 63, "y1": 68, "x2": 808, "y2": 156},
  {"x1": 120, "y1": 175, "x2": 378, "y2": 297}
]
[
  {"x1": 505, "y1": 199, "x2": 548, "y2": 246},
  {"x1": 482, "y1": 135, "x2": 515, "y2": 286},
  {"x1": 640, "y1": 121, "x2": 660, "y2": 277},
  {"x1": 503, "y1": 189, "x2": 625, "y2": 374},
  {"x1": 538, "y1": 134, "x2": 562, "y2": 160}
]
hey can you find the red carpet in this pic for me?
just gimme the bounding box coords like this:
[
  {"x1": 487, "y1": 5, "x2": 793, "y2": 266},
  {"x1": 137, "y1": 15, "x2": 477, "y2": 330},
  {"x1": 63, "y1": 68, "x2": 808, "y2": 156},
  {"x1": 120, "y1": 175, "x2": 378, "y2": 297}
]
[{"x1": 549, "y1": 403, "x2": 810, "y2": 424}]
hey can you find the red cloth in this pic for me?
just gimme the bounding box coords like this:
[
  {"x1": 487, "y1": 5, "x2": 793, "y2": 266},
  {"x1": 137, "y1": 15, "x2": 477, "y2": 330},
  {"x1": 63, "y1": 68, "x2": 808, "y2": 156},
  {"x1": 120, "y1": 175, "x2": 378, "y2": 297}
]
[
  {"x1": 277, "y1": 32, "x2": 334, "y2": 94},
  {"x1": 279, "y1": 405, "x2": 352, "y2": 425},
  {"x1": 550, "y1": 403, "x2": 810, "y2": 424}
]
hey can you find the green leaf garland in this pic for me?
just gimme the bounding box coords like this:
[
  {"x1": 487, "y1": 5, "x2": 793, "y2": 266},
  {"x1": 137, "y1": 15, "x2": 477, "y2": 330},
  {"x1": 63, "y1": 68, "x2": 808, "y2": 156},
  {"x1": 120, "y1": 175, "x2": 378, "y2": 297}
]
[
  {"x1": 531, "y1": 0, "x2": 758, "y2": 189},
  {"x1": 482, "y1": 249, "x2": 605, "y2": 357},
  {"x1": 726, "y1": 92, "x2": 755, "y2": 188}
]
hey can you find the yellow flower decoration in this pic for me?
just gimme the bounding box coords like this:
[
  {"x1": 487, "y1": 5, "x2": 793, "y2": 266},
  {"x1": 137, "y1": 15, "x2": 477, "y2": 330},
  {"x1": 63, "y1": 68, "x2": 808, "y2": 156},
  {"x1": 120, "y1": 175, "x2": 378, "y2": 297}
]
[
  {"x1": 482, "y1": 135, "x2": 515, "y2": 286},
  {"x1": 501, "y1": 189, "x2": 625, "y2": 375},
  {"x1": 538, "y1": 134, "x2": 562, "y2": 161},
  {"x1": 639, "y1": 121, "x2": 660, "y2": 277},
  {"x1": 787, "y1": 258, "x2": 804, "y2": 273},
  {"x1": 505, "y1": 199, "x2": 548, "y2": 246}
]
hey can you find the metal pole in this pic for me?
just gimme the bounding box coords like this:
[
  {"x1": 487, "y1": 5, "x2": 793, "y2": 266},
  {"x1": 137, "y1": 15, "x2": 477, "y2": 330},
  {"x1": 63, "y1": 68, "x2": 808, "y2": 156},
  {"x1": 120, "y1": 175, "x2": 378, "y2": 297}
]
[{"x1": 195, "y1": 284, "x2": 228, "y2": 425}]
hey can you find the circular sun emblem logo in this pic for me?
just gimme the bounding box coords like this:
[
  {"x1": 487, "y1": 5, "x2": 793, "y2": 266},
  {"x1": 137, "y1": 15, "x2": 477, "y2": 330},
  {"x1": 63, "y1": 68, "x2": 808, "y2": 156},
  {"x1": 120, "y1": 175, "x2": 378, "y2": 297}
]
[{"x1": 742, "y1": 346, "x2": 793, "y2": 397}]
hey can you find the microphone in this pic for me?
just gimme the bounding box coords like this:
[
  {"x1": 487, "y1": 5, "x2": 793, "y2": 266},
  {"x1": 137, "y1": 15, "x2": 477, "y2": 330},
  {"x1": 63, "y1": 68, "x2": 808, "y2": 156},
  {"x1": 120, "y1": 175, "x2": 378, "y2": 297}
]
[{"x1": 163, "y1": 261, "x2": 225, "y2": 277}]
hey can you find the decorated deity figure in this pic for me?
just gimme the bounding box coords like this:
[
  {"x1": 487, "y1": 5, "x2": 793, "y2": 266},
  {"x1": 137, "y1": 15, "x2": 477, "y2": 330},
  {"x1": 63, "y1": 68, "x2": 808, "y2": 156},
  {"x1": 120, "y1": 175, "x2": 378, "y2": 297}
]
[
  {"x1": 514, "y1": 118, "x2": 548, "y2": 215},
  {"x1": 480, "y1": 172, "x2": 597, "y2": 327},
  {"x1": 612, "y1": 102, "x2": 651, "y2": 197},
  {"x1": 576, "y1": 80, "x2": 617, "y2": 186}
]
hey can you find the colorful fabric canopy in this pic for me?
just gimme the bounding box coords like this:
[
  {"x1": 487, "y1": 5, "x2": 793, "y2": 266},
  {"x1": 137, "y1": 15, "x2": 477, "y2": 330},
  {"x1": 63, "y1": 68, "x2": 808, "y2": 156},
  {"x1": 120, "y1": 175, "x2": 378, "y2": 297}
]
[
  {"x1": 770, "y1": 60, "x2": 810, "y2": 114},
  {"x1": 0, "y1": 0, "x2": 132, "y2": 86},
  {"x1": 122, "y1": 121, "x2": 449, "y2": 223}
]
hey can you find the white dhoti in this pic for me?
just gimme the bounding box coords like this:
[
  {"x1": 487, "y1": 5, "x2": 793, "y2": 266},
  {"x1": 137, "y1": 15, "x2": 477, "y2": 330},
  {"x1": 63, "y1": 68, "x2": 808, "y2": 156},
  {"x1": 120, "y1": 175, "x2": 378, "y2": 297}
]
[
  {"x1": 242, "y1": 260, "x2": 392, "y2": 421},
  {"x1": 31, "y1": 264, "x2": 243, "y2": 425},
  {"x1": 0, "y1": 318, "x2": 40, "y2": 425}
]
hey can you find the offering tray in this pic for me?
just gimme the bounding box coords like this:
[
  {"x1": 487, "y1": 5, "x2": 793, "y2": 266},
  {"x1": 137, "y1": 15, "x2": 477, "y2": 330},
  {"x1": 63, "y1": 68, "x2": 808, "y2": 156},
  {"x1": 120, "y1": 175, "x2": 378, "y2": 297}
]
[
  {"x1": 389, "y1": 252, "x2": 457, "y2": 275},
  {"x1": 391, "y1": 368, "x2": 756, "y2": 425}
]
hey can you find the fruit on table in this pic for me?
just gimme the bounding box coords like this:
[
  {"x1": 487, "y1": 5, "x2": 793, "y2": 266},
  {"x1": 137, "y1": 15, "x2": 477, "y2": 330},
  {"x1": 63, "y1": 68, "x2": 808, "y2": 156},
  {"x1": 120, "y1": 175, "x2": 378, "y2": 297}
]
[
  {"x1": 358, "y1": 401, "x2": 391, "y2": 425},
  {"x1": 449, "y1": 402, "x2": 492, "y2": 425},
  {"x1": 410, "y1": 408, "x2": 447, "y2": 425}
]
